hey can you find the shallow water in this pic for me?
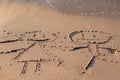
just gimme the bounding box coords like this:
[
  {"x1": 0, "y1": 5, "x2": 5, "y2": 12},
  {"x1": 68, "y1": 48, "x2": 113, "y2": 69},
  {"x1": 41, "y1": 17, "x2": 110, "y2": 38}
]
[{"x1": 1, "y1": 0, "x2": 120, "y2": 15}]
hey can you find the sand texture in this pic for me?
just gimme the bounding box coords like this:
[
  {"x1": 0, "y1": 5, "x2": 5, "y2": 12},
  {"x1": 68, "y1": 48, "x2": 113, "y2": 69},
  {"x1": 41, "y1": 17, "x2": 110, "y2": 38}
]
[{"x1": 0, "y1": 1, "x2": 120, "y2": 80}]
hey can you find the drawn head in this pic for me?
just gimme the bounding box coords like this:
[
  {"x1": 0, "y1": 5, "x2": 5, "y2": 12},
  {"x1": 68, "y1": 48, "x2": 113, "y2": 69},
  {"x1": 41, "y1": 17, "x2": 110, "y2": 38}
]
[
  {"x1": 20, "y1": 31, "x2": 58, "y2": 43},
  {"x1": 69, "y1": 30, "x2": 112, "y2": 45}
]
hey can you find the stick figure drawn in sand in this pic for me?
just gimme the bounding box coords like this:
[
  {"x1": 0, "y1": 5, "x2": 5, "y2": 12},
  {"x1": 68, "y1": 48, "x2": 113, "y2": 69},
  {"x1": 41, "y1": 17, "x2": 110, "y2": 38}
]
[
  {"x1": 0, "y1": 30, "x2": 61, "y2": 74},
  {"x1": 69, "y1": 30, "x2": 120, "y2": 71}
]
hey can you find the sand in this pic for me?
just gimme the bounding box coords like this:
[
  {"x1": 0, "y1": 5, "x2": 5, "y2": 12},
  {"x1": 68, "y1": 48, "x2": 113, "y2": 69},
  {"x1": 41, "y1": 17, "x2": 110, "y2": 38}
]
[{"x1": 0, "y1": 1, "x2": 120, "y2": 80}]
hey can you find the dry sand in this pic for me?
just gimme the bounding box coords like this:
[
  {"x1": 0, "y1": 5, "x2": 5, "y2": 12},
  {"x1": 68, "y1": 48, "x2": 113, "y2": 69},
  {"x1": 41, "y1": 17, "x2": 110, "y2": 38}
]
[{"x1": 0, "y1": 1, "x2": 120, "y2": 80}]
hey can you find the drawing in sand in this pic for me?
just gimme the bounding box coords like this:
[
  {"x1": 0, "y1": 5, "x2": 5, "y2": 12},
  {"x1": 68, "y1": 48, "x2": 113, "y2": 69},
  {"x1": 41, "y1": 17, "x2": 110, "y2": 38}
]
[
  {"x1": 69, "y1": 30, "x2": 120, "y2": 71},
  {"x1": 0, "y1": 30, "x2": 120, "y2": 74}
]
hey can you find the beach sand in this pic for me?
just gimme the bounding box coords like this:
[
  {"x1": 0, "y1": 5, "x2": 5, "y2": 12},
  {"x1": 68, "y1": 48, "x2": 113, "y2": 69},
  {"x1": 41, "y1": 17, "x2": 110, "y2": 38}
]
[{"x1": 0, "y1": 1, "x2": 120, "y2": 80}]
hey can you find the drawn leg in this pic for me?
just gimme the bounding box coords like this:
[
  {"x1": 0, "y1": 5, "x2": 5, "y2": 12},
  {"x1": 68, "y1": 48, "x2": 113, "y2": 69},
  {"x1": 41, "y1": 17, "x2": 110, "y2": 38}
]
[
  {"x1": 34, "y1": 61, "x2": 41, "y2": 72},
  {"x1": 21, "y1": 61, "x2": 28, "y2": 74}
]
